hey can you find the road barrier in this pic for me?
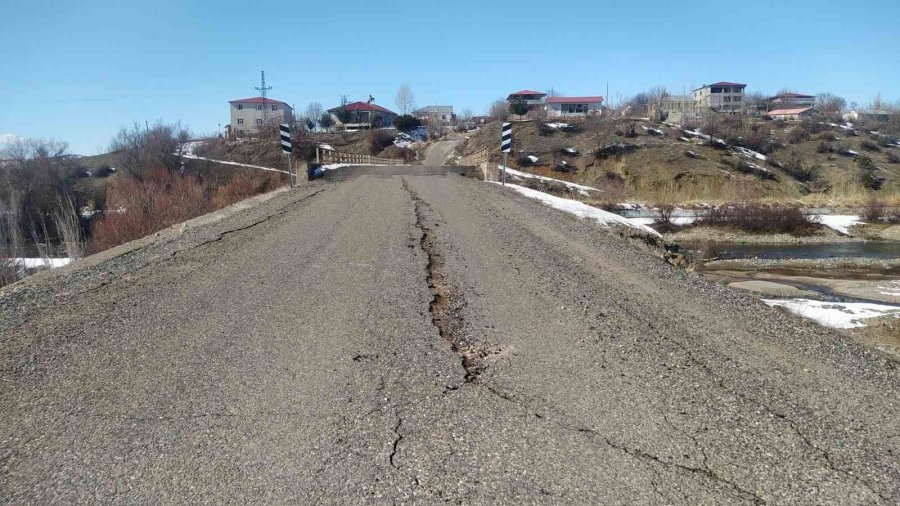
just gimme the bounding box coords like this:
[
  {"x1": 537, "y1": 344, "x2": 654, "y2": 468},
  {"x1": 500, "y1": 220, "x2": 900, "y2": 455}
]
[{"x1": 317, "y1": 147, "x2": 404, "y2": 166}]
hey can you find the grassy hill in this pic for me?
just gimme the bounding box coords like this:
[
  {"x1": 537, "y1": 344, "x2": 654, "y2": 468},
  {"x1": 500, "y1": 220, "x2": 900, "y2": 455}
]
[{"x1": 460, "y1": 117, "x2": 900, "y2": 206}]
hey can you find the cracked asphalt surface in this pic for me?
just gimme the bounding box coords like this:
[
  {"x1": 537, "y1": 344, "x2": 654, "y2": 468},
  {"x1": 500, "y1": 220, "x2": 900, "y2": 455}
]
[{"x1": 1, "y1": 173, "x2": 898, "y2": 504}]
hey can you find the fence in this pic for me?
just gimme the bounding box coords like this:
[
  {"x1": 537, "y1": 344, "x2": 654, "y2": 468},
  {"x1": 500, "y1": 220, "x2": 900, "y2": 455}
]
[
  {"x1": 317, "y1": 148, "x2": 404, "y2": 166},
  {"x1": 460, "y1": 146, "x2": 489, "y2": 166},
  {"x1": 459, "y1": 147, "x2": 496, "y2": 181}
]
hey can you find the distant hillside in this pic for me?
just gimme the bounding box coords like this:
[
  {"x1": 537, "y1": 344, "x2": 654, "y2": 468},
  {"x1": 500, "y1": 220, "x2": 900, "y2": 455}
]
[{"x1": 460, "y1": 117, "x2": 900, "y2": 205}]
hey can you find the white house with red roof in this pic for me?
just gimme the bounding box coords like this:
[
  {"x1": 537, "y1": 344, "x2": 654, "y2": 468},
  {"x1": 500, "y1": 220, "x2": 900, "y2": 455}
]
[
  {"x1": 767, "y1": 107, "x2": 817, "y2": 121},
  {"x1": 693, "y1": 82, "x2": 747, "y2": 113},
  {"x1": 228, "y1": 97, "x2": 293, "y2": 137},
  {"x1": 327, "y1": 101, "x2": 398, "y2": 130},
  {"x1": 546, "y1": 96, "x2": 604, "y2": 118}
]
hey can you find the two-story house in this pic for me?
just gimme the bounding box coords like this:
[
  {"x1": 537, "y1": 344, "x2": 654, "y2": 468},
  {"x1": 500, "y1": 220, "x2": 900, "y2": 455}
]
[
  {"x1": 327, "y1": 101, "x2": 398, "y2": 130},
  {"x1": 693, "y1": 82, "x2": 747, "y2": 113},
  {"x1": 228, "y1": 97, "x2": 293, "y2": 137},
  {"x1": 768, "y1": 92, "x2": 816, "y2": 110},
  {"x1": 506, "y1": 90, "x2": 547, "y2": 110},
  {"x1": 414, "y1": 106, "x2": 455, "y2": 126}
]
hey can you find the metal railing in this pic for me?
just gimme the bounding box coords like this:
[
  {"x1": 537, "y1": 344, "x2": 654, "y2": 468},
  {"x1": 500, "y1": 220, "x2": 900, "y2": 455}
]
[{"x1": 317, "y1": 148, "x2": 404, "y2": 166}]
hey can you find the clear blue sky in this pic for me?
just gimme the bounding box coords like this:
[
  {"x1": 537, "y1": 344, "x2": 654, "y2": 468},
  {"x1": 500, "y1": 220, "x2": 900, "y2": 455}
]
[{"x1": 2, "y1": 0, "x2": 898, "y2": 155}]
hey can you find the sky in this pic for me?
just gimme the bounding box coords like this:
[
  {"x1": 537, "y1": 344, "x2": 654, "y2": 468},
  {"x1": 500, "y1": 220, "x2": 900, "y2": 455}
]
[{"x1": 2, "y1": 0, "x2": 899, "y2": 155}]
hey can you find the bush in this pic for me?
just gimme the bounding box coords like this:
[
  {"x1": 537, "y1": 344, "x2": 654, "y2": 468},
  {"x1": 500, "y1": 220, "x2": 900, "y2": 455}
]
[
  {"x1": 595, "y1": 143, "x2": 639, "y2": 160},
  {"x1": 817, "y1": 142, "x2": 835, "y2": 154},
  {"x1": 817, "y1": 131, "x2": 838, "y2": 142},
  {"x1": 861, "y1": 198, "x2": 886, "y2": 222},
  {"x1": 861, "y1": 140, "x2": 881, "y2": 152},
  {"x1": 887, "y1": 151, "x2": 899, "y2": 164},
  {"x1": 368, "y1": 130, "x2": 395, "y2": 155},
  {"x1": 652, "y1": 204, "x2": 680, "y2": 233},
  {"x1": 90, "y1": 168, "x2": 211, "y2": 252},
  {"x1": 856, "y1": 156, "x2": 882, "y2": 190},
  {"x1": 394, "y1": 114, "x2": 422, "y2": 133},
  {"x1": 700, "y1": 203, "x2": 818, "y2": 235},
  {"x1": 782, "y1": 150, "x2": 819, "y2": 182}
]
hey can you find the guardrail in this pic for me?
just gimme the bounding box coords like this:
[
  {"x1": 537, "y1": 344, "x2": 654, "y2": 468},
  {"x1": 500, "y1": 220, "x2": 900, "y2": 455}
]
[{"x1": 317, "y1": 147, "x2": 404, "y2": 166}]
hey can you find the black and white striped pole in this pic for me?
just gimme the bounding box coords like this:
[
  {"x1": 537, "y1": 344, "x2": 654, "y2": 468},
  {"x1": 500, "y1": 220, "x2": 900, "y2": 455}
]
[
  {"x1": 280, "y1": 123, "x2": 294, "y2": 188},
  {"x1": 501, "y1": 122, "x2": 512, "y2": 185}
]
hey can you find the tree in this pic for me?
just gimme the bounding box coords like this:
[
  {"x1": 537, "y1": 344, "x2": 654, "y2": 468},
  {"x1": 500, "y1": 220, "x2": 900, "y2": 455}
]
[
  {"x1": 816, "y1": 93, "x2": 847, "y2": 114},
  {"x1": 110, "y1": 121, "x2": 191, "y2": 180},
  {"x1": 744, "y1": 91, "x2": 768, "y2": 112},
  {"x1": 304, "y1": 102, "x2": 323, "y2": 130},
  {"x1": 545, "y1": 87, "x2": 563, "y2": 98},
  {"x1": 510, "y1": 97, "x2": 528, "y2": 116},
  {"x1": 394, "y1": 114, "x2": 422, "y2": 132},
  {"x1": 319, "y1": 113, "x2": 335, "y2": 132},
  {"x1": 395, "y1": 83, "x2": 415, "y2": 115},
  {"x1": 489, "y1": 99, "x2": 508, "y2": 121},
  {"x1": 459, "y1": 108, "x2": 474, "y2": 125}
]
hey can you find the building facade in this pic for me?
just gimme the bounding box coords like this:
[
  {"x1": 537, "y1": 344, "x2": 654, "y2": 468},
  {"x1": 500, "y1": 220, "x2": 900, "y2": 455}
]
[
  {"x1": 414, "y1": 106, "x2": 455, "y2": 126},
  {"x1": 546, "y1": 96, "x2": 604, "y2": 117},
  {"x1": 328, "y1": 101, "x2": 398, "y2": 130},
  {"x1": 767, "y1": 107, "x2": 816, "y2": 121},
  {"x1": 506, "y1": 90, "x2": 547, "y2": 109},
  {"x1": 768, "y1": 92, "x2": 815, "y2": 110},
  {"x1": 229, "y1": 97, "x2": 293, "y2": 136},
  {"x1": 693, "y1": 82, "x2": 747, "y2": 113}
]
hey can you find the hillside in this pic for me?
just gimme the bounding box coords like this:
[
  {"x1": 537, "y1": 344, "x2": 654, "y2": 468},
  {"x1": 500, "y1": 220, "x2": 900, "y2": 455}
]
[{"x1": 459, "y1": 117, "x2": 900, "y2": 206}]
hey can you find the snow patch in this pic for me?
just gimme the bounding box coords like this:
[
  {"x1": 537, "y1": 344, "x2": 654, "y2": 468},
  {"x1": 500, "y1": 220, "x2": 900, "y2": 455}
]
[
  {"x1": 181, "y1": 154, "x2": 289, "y2": 175},
  {"x1": 764, "y1": 299, "x2": 900, "y2": 329},
  {"x1": 6, "y1": 258, "x2": 72, "y2": 269},
  {"x1": 814, "y1": 215, "x2": 862, "y2": 235},
  {"x1": 493, "y1": 183, "x2": 660, "y2": 236},
  {"x1": 526, "y1": 155, "x2": 539, "y2": 163},
  {"x1": 500, "y1": 166, "x2": 600, "y2": 196}
]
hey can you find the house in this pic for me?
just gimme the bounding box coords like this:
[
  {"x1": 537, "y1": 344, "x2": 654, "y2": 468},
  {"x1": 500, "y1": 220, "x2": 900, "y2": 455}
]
[
  {"x1": 506, "y1": 90, "x2": 547, "y2": 109},
  {"x1": 546, "y1": 96, "x2": 604, "y2": 118},
  {"x1": 693, "y1": 82, "x2": 747, "y2": 113},
  {"x1": 229, "y1": 97, "x2": 293, "y2": 137},
  {"x1": 843, "y1": 110, "x2": 896, "y2": 123},
  {"x1": 649, "y1": 95, "x2": 700, "y2": 122},
  {"x1": 414, "y1": 106, "x2": 455, "y2": 126},
  {"x1": 327, "y1": 101, "x2": 398, "y2": 129},
  {"x1": 769, "y1": 92, "x2": 815, "y2": 109},
  {"x1": 767, "y1": 107, "x2": 817, "y2": 121}
]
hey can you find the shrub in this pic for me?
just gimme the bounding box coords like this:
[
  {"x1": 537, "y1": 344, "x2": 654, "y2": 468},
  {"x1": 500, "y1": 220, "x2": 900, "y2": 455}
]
[
  {"x1": 887, "y1": 151, "x2": 899, "y2": 164},
  {"x1": 856, "y1": 156, "x2": 882, "y2": 190},
  {"x1": 861, "y1": 140, "x2": 881, "y2": 152},
  {"x1": 368, "y1": 130, "x2": 395, "y2": 154},
  {"x1": 652, "y1": 204, "x2": 680, "y2": 233},
  {"x1": 817, "y1": 131, "x2": 837, "y2": 142},
  {"x1": 861, "y1": 198, "x2": 886, "y2": 222},
  {"x1": 90, "y1": 168, "x2": 211, "y2": 252},
  {"x1": 394, "y1": 114, "x2": 421, "y2": 133},
  {"x1": 700, "y1": 203, "x2": 818, "y2": 235},
  {"x1": 817, "y1": 142, "x2": 835, "y2": 154},
  {"x1": 595, "y1": 143, "x2": 639, "y2": 160},
  {"x1": 211, "y1": 173, "x2": 256, "y2": 209},
  {"x1": 782, "y1": 150, "x2": 819, "y2": 182}
]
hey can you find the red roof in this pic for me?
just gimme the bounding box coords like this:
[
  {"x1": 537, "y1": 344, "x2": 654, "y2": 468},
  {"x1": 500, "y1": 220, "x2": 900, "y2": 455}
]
[
  {"x1": 546, "y1": 96, "x2": 604, "y2": 104},
  {"x1": 327, "y1": 101, "x2": 397, "y2": 115},
  {"x1": 507, "y1": 89, "x2": 546, "y2": 97},
  {"x1": 229, "y1": 96, "x2": 289, "y2": 106}
]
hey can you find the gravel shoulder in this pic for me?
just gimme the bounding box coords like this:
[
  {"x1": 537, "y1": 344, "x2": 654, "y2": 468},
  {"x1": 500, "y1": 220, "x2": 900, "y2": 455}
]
[{"x1": 1, "y1": 174, "x2": 898, "y2": 503}]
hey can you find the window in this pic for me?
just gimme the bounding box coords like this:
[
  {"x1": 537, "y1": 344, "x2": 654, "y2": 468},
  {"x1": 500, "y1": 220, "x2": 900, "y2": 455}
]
[
  {"x1": 237, "y1": 104, "x2": 243, "y2": 110},
  {"x1": 256, "y1": 104, "x2": 263, "y2": 110},
  {"x1": 271, "y1": 104, "x2": 278, "y2": 111},
  {"x1": 237, "y1": 118, "x2": 244, "y2": 124},
  {"x1": 711, "y1": 87, "x2": 723, "y2": 94},
  {"x1": 732, "y1": 96, "x2": 742, "y2": 102},
  {"x1": 256, "y1": 119, "x2": 263, "y2": 125}
]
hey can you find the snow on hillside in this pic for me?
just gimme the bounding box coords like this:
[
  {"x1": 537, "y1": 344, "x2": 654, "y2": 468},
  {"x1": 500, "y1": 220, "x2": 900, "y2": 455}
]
[
  {"x1": 500, "y1": 166, "x2": 600, "y2": 196},
  {"x1": 493, "y1": 183, "x2": 660, "y2": 236}
]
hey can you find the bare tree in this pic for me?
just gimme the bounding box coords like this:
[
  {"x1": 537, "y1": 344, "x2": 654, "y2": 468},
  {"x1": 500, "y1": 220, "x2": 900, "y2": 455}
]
[
  {"x1": 459, "y1": 108, "x2": 474, "y2": 125},
  {"x1": 816, "y1": 93, "x2": 847, "y2": 114},
  {"x1": 53, "y1": 192, "x2": 84, "y2": 259},
  {"x1": 110, "y1": 121, "x2": 191, "y2": 180},
  {"x1": 305, "y1": 102, "x2": 323, "y2": 130},
  {"x1": 545, "y1": 87, "x2": 563, "y2": 98},
  {"x1": 395, "y1": 83, "x2": 415, "y2": 115},
  {"x1": 489, "y1": 99, "x2": 509, "y2": 121}
]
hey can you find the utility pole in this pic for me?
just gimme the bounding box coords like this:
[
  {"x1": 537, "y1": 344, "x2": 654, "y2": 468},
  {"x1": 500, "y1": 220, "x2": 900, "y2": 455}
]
[{"x1": 256, "y1": 70, "x2": 272, "y2": 134}]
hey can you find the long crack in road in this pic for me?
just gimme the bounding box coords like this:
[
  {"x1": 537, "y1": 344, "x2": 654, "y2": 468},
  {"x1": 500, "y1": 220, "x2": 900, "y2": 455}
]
[{"x1": 1, "y1": 173, "x2": 898, "y2": 503}]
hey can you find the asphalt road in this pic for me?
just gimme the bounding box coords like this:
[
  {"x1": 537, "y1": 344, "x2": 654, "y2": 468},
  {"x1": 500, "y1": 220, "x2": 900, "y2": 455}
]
[{"x1": 2, "y1": 173, "x2": 898, "y2": 504}]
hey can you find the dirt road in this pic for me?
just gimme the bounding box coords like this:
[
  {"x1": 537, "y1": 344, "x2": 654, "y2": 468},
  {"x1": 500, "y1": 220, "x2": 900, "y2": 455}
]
[
  {"x1": 1, "y1": 174, "x2": 898, "y2": 503},
  {"x1": 421, "y1": 137, "x2": 461, "y2": 165}
]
